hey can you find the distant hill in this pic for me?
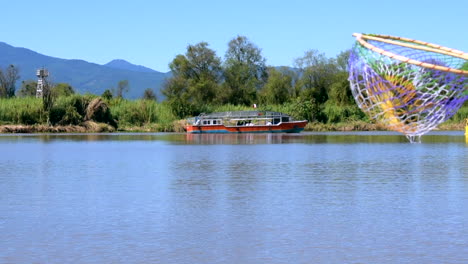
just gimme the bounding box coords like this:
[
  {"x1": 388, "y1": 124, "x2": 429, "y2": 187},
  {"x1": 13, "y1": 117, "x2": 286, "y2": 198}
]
[
  {"x1": 104, "y1": 59, "x2": 158, "y2": 73},
  {"x1": 0, "y1": 42, "x2": 168, "y2": 99}
]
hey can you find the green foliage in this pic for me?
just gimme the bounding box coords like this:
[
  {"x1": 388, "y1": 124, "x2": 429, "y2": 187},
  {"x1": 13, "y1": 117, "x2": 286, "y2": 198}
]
[
  {"x1": 222, "y1": 35, "x2": 267, "y2": 105},
  {"x1": 110, "y1": 99, "x2": 176, "y2": 127},
  {"x1": 259, "y1": 67, "x2": 293, "y2": 104},
  {"x1": 162, "y1": 42, "x2": 222, "y2": 117},
  {"x1": 5, "y1": 36, "x2": 466, "y2": 131},
  {"x1": 0, "y1": 97, "x2": 44, "y2": 125},
  {"x1": 327, "y1": 71, "x2": 354, "y2": 106},
  {"x1": 461, "y1": 61, "x2": 468, "y2": 71},
  {"x1": 0, "y1": 65, "x2": 20, "y2": 98},
  {"x1": 102, "y1": 89, "x2": 113, "y2": 100},
  {"x1": 48, "y1": 105, "x2": 66, "y2": 125},
  {"x1": 52, "y1": 83, "x2": 75, "y2": 97},
  {"x1": 281, "y1": 97, "x2": 322, "y2": 122},
  {"x1": 42, "y1": 79, "x2": 54, "y2": 113},
  {"x1": 18, "y1": 107, "x2": 42, "y2": 125},
  {"x1": 142, "y1": 88, "x2": 157, "y2": 101},
  {"x1": 46, "y1": 94, "x2": 95, "y2": 125},
  {"x1": 17, "y1": 80, "x2": 37, "y2": 97},
  {"x1": 448, "y1": 105, "x2": 468, "y2": 123},
  {"x1": 61, "y1": 105, "x2": 82, "y2": 125},
  {"x1": 294, "y1": 50, "x2": 338, "y2": 104},
  {"x1": 322, "y1": 102, "x2": 366, "y2": 123}
]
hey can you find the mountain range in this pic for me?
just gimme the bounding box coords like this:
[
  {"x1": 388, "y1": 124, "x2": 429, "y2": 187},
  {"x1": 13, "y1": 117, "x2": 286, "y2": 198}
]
[{"x1": 0, "y1": 42, "x2": 170, "y2": 99}]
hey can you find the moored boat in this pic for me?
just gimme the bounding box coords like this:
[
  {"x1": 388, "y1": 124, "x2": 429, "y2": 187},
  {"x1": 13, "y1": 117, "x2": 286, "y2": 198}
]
[{"x1": 186, "y1": 111, "x2": 308, "y2": 134}]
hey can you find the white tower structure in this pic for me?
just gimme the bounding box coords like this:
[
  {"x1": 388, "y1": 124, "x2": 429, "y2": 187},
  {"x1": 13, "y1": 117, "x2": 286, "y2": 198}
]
[{"x1": 36, "y1": 68, "x2": 49, "y2": 98}]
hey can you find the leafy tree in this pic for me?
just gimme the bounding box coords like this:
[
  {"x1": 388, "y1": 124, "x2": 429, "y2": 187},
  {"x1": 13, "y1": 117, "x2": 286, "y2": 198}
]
[
  {"x1": 42, "y1": 78, "x2": 55, "y2": 124},
  {"x1": 0, "y1": 65, "x2": 20, "y2": 98},
  {"x1": 184, "y1": 42, "x2": 222, "y2": 105},
  {"x1": 142, "y1": 88, "x2": 157, "y2": 101},
  {"x1": 101, "y1": 89, "x2": 113, "y2": 100},
  {"x1": 327, "y1": 71, "x2": 353, "y2": 106},
  {"x1": 294, "y1": 50, "x2": 338, "y2": 104},
  {"x1": 162, "y1": 76, "x2": 192, "y2": 118},
  {"x1": 259, "y1": 67, "x2": 293, "y2": 104},
  {"x1": 335, "y1": 50, "x2": 350, "y2": 72},
  {"x1": 51, "y1": 83, "x2": 75, "y2": 97},
  {"x1": 222, "y1": 35, "x2": 267, "y2": 105},
  {"x1": 162, "y1": 42, "x2": 222, "y2": 117},
  {"x1": 327, "y1": 51, "x2": 353, "y2": 106},
  {"x1": 17, "y1": 80, "x2": 37, "y2": 97},
  {"x1": 116, "y1": 80, "x2": 129, "y2": 98}
]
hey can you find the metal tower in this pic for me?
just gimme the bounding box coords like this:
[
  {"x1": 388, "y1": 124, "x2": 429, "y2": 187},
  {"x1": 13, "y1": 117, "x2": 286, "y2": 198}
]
[{"x1": 36, "y1": 68, "x2": 49, "y2": 98}]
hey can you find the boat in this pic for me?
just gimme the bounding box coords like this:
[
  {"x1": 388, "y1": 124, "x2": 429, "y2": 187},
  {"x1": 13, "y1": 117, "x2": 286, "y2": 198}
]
[{"x1": 186, "y1": 111, "x2": 308, "y2": 134}]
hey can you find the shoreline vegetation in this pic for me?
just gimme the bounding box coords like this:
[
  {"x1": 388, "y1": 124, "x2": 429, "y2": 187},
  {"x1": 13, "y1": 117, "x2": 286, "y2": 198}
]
[
  {"x1": 0, "y1": 95, "x2": 466, "y2": 134},
  {"x1": 1, "y1": 35, "x2": 467, "y2": 135}
]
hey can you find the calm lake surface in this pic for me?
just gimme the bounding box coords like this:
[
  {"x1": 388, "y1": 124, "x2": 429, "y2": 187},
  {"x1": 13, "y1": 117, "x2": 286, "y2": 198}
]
[{"x1": 1, "y1": 131, "x2": 467, "y2": 264}]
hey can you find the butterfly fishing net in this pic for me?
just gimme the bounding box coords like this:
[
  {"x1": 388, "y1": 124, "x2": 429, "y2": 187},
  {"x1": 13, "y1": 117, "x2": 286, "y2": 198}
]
[{"x1": 348, "y1": 33, "x2": 468, "y2": 142}]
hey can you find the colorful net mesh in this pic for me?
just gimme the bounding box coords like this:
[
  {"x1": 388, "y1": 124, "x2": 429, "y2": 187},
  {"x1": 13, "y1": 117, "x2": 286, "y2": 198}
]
[{"x1": 349, "y1": 34, "x2": 468, "y2": 142}]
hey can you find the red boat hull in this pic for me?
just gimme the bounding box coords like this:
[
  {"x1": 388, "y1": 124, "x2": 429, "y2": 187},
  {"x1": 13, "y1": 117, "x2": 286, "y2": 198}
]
[{"x1": 186, "y1": 121, "x2": 307, "y2": 134}]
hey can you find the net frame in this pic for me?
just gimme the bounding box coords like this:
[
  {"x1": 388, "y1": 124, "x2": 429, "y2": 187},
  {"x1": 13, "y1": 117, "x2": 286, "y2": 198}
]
[{"x1": 349, "y1": 33, "x2": 468, "y2": 142}]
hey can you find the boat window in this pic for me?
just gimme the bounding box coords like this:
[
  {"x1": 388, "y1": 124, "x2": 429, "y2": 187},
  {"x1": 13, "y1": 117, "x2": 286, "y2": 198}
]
[
  {"x1": 203, "y1": 120, "x2": 209, "y2": 125},
  {"x1": 282, "y1": 117, "x2": 289, "y2": 122},
  {"x1": 273, "y1": 118, "x2": 280, "y2": 124},
  {"x1": 213, "y1": 120, "x2": 217, "y2": 125}
]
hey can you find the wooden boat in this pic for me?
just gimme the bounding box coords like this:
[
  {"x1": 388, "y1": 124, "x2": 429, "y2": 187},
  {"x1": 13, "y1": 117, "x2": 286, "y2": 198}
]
[{"x1": 186, "y1": 111, "x2": 308, "y2": 134}]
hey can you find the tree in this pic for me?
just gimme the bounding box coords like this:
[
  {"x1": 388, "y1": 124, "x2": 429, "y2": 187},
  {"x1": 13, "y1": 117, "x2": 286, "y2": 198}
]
[
  {"x1": 42, "y1": 78, "x2": 54, "y2": 119},
  {"x1": 162, "y1": 42, "x2": 222, "y2": 117},
  {"x1": 0, "y1": 65, "x2": 20, "y2": 98},
  {"x1": 335, "y1": 50, "x2": 350, "y2": 72},
  {"x1": 142, "y1": 88, "x2": 157, "y2": 101},
  {"x1": 162, "y1": 76, "x2": 192, "y2": 118},
  {"x1": 116, "y1": 80, "x2": 129, "y2": 98},
  {"x1": 184, "y1": 42, "x2": 222, "y2": 105},
  {"x1": 327, "y1": 51, "x2": 353, "y2": 106},
  {"x1": 294, "y1": 50, "x2": 338, "y2": 104},
  {"x1": 259, "y1": 67, "x2": 293, "y2": 104},
  {"x1": 327, "y1": 71, "x2": 353, "y2": 106},
  {"x1": 222, "y1": 35, "x2": 267, "y2": 105},
  {"x1": 17, "y1": 80, "x2": 37, "y2": 97},
  {"x1": 101, "y1": 89, "x2": 113, "y2": 100},
  {"x1": 51, "y1": 83, "x2": 75, "y2": 97}
]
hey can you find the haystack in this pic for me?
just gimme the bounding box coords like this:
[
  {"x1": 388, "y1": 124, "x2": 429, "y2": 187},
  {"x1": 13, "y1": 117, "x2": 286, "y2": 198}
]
[{"x1": 85, "y1": 98, "x2": 117, "y2": 128}]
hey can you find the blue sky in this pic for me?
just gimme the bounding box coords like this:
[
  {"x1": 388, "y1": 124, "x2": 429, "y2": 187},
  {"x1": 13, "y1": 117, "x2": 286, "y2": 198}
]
[{"x1": 3, "y1": 0, "x2": 467, "y2": 72}]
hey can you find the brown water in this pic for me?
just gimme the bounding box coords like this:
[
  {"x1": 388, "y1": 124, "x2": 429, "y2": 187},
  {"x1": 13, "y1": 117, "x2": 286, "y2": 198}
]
[{"x1": 0, "y1": 132, "x2": 467, "y2": 264}]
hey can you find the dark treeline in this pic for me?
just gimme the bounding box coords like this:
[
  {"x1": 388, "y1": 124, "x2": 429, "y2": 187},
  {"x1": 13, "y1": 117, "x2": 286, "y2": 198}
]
[{"x1": 163, "y1": 35, "x2": 361, "y2": 123}]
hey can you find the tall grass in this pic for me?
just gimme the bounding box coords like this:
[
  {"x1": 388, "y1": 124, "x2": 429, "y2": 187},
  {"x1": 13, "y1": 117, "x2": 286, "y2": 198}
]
[
  {"x1": 1, "y1": 96, "x2": 466, "y2": 131},
  {"x1": 0, "y1": 97, "x2": 46, "y2": 125},
  {"x1": 109, "y1": 99, "x2": 177, "y2": 128},
  {"x1": 447, "y1": 105, "x2": 468, "y2": 123}
]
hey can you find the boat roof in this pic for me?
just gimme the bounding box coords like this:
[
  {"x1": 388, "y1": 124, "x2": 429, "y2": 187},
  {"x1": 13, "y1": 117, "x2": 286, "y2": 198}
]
[{"x1": 198, "y1": 111, "x2": 291, "y2": 119}]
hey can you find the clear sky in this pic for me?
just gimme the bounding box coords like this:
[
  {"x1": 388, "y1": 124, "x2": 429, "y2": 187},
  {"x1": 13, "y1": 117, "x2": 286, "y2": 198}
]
[{"x1": 3, "y1": 0, "x2": 467, "y2": 72}]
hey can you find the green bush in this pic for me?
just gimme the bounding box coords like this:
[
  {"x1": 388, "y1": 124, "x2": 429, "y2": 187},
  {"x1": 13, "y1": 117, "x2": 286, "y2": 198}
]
[
  {"x1": 49, "y1": 105, "x2": 66, "y2": 125},
  {"x1": 61, "y1": 105, "x2": 82, "y2": 125},
  {"x1": 322, "y1": 103, "x2": 366, "y2": 123},
  {"x1": 18, "y1": 107, "x2": 42, "y2": 125}
]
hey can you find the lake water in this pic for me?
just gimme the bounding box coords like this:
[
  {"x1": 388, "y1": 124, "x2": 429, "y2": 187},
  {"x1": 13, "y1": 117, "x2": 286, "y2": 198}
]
[{"x1": 1, "y1": 132, "x2": 467, "y2": 264}]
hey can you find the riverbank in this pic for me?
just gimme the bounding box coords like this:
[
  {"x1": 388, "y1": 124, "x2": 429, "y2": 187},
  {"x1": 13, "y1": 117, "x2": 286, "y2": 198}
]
[
  {"x1": 1, "y1": 96, "x2": 466, "y2": 134},
  {"x1": 0, "y1": 121, "x2": 115, "y2": 133},
  {"x1": 1, "y1": 120, "x2": 464, "y2": 134}
]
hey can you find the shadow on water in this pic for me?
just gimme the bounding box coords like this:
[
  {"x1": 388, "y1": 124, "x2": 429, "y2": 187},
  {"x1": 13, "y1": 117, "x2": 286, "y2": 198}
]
[{"x1": 0, "y1": 131, "x2": 465, "y2": 144}]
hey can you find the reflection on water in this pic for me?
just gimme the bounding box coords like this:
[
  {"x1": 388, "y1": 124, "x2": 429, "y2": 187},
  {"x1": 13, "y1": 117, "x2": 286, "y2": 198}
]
[
  {"x1": 0, "y1": 131, "x2": 467, "y2": 264},
  {"x1": 1, "y1": 131, "x2": 465, "y2": 144}
]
